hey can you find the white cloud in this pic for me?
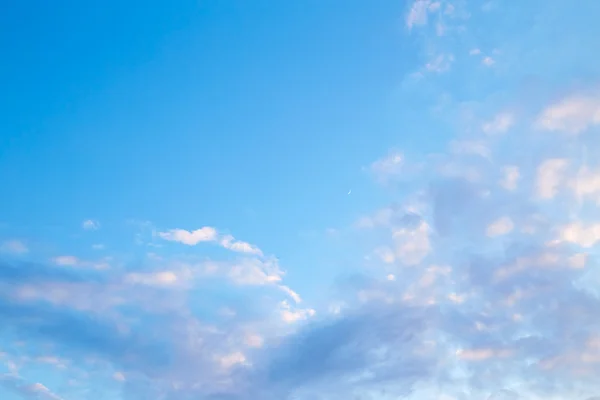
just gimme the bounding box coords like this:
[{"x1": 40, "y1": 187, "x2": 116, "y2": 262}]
[
  {"x1": 535, "y1": 94, "x2": 600, "y2": 134},
  {"x1": 113, "y1": 372, "x2": 126, "y2": 382},
  {"x1": 486, "y1": 216, "x2": 514, "y2": 237},
  {"x1": 52, "y1": 255, "x2": 79, "y2": 266},
  {"x1": 244, "y1": 334, "x2": 264, "y2": 348},
  {"x1": 374, "y1": 246, "x2": 395, "y2": 264},
  {"x1": 24, "y1": 383, "x2": 63, "y2": 400},
  {"x1": 450, "y1": 140, "x2": 490, "y2": 158},
  {"x1": 159, "y1": 227, "x2": 218, "y2": 245},
  {"x1": 0, "y1": 240, "x2": 28, "y2": 254},
  {"x1": 456, "y1": 348, "x2": 513, "y2": 362},
  {"x1": 406, "y1": 0, "x2": 433, "y2": 29},
  {"x1": 125, "y1": 271, "x2": 179, "y2": 286},
  {"x1": 216, "y1": 351, "x2": 248, "y2": 369},
  {"x1": 425, "y1": 53, "x2": 454, "y2": 73},
  {"x1": 482, "y1": 112, "x2": 514, "y2": 134},
  {"x1": 392, "y1": 220, "x2": 431, "y2": 265},
  {"x1": 219, "y1": 235, "x2": 263, "y2": 256},
  {"x1": 227, "y1": 258, "x2": 283, "y2": 286},
  {"x1": 482, "y1": 56, "x2": 495, "y2": 66},
  {"x1": 536, "y1": 158, "x2": 568, "y2": 199},
  {"x1": 571, "y1": 166, "x2": 600, "y2": 203},
  {"x1": 500, "y1": 166, "x2": 520, "y2": 191},
  {"x1": 469, "y1": 48, "x2": 482, "y2": 55},
  {"x1": 82, "y1": 219, "x2": 100, "y2": 231},
  {"x1": 159, "y1": 227, "x2": 263, "y2": 256},
  {"x1": 279, "y1": 285, "x2": 302, "y2": 303},
  {"x1": 279, "y1": 300, "x2": 316, "y2": 323},
  {"x1": 559, "y1": 222, "x2": 600, "y2": 248},
  {"x1": 369, "y1": 152, "x2": 403, "y2": 182}
]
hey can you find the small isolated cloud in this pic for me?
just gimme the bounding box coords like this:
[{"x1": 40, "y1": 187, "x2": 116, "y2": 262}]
[
  {"x1": 450, "y1": 140, "x2": 490, "y2": 158},
  {"x1": 482, "y1": 56, "x2": 495, "y2": 66},
  {"x1": 536, "y1": 158, "x2": 568, "y2": 199},
  {"x1": 425, "y1": 53, "x2": 454, "y2": 73},
  {"x1": 159, "y1": 227, "x2": 218, "y2": 245},
  {"x1": 368, "y1": 151, "x2": 404, "y2": 183},
  {"x1": 535, "y1": 93, "x2": 600, "y2": 134},
  {"x1": 486, "y1": 216, "x2": 514, "y2": 237},
  {"x1": 0, "y1": 240, "x2": 28, "y2": 254},
  {"x1": 469, "y1": 48, "x2": 482, "y2": 55},
  {"x1": 82, "y1": 219, "x2": 100, "y2": 231},
  {"x1": 52, "y1": 255, "x2": 80, "y2": 266},
  {"x1": 113, "y1": 372, "x2": 125, "y2": 382},
  {"x1": 500, "y1": 166, "x2": 520, "y2": 191},
  {"x1": 482, "y1": 112, "x2": 514, "y2": 135}
]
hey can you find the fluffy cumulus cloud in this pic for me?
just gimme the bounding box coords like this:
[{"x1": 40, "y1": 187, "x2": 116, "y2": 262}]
[{"x1": 3, "y1": 1, "x2": 600, "y2": 400}]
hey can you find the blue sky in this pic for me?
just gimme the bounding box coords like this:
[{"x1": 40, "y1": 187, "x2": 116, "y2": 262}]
[{"x1": 2, "y1": 0, "x2": 600, "y2": 398}]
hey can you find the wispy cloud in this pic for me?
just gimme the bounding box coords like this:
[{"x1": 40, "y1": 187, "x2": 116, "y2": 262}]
[
  {"x1": 0, "y1": 240, "x2": 28, "y2": 254},
  {"x1": 535, "y1": 93, "x2": 600, "y2": 135},
  {"x1": 82, "y1": 219, "x2": 100, "y2": 231},
  {"x1": 159, "y1": 227, "x2": 263, "y2": 255}
]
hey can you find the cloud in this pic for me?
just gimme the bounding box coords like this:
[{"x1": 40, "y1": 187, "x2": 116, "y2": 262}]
[
  {"x1": 425, "y1": 53, "x2": 454, "y2": 73},
  {"x1": 486, "y1": 216, "x2": 514, "y2": 237},
  {"x1": 535, "y1": 158, "x2": 568, "y2": 199},
  {"x1": 482, "y1": 113, "x2": 514, "y2": 135},
  {"x1": 392, "y1": 220, "x2": 431, "y2": 265},
  {"x1": 500, "y1": 166, "x2": 520, "y2": 191},
  {"x1": 52, "y1": 255, "x2": 79, "y2": 266},
  {"x1": 159, "y1": 227, "x2": 263, "y2": 255},
  {"x1": 368, "y1": 151, "x2": 404, "y2": 182},
  {"x1": 535, "y1": 93, "x2": 600, "y2": 135},
  {"x1": 559, "y1": 222, "x2": 600, "y2": 248},
  {"x1": 82, "y1": 219, "x2": 100, "y2": 231},
  {"x1": 0, "y1": 240, "x2": 28, "y2": 254},
  {"x1": 0, "y1": 374, "x2": 63, "y2": 400},
  {"x1": 4, "y1": 3, "x2": 600, "y2": 399},
  {"x1": 482, "y1": 56, "x2": 495, "y2": 66},
  {"x1": 159, "y1": 227, "x2": 218, "y2": 245},
  {"x1": 406, "y1": 0, "x2": 435, "y2": 29}
]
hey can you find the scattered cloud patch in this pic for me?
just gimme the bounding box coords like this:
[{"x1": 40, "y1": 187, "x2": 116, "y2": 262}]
[
  {"x1": 368, "y1": 151, "x2": 404, "y2": 183},
  {"x1": 486, "y1": 216, "x2": 514, "y2": 237},
  {"x1": 535, "y1": 93, "x2": 600, "y2": 135},
  {"x1": 159, "y1": 226, "x2": 262, "y2": 255},
  {"x1": 500, "y1": 166, "x2": 520, "y2": 191},
  {"x1": 425, "y1": 53, "x2": 454, "y2": 73},
  {"x1": 406, "y1": 0, "x2": 435, "y2": 29},
  {"x1": 536, "y1": 158, "x2": 568, "y2": 199},
  {"x1": 482, "y1": 112, "x2": 514, "y2": 135},
  {"x1": 52, "y1": 255, "x2": 79, "y2": 266},
  {"x1": 482, "y1": 56, "x2": 495, "y2": 66},
  {"x1": 82, "y1": 219, "x2": 100, "y2": 231},
  {"x1": 0, "y1": 240, "x2": 28, "y2": 254}
]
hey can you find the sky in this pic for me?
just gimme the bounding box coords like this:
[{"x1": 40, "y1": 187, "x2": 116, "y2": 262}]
[{"x1": 1, "y1": 0, "x2": 600, "y2": 398}]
